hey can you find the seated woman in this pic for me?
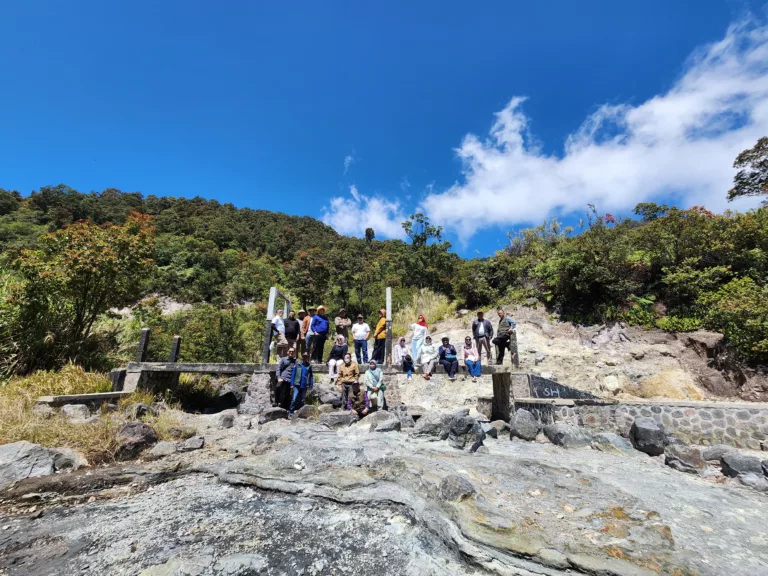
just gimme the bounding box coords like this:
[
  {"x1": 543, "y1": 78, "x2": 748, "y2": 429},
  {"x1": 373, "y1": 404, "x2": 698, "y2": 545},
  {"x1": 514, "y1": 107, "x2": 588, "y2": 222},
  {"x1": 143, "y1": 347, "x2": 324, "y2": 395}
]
[
  {"x1": 419, "y1": 335, "x2": 438, "y2": 380},
  {"x1": 462, "y1": 336, "x2": 481, "y2": 383},
  {"x1": 438, "y1": 336, "x2": 459, "y2": 381},
  {"x1": 327, "y1": 334, "x2": 347, "y2": 383},
  {"x1": 365, "y1": 360, "x2": 386, "y2": 410},
  {"x1": 346, "y1": 380, "x2": 370, "y2": 418},
  {"x1": 392, "y1": 337, "x2": 408, "y2": 365}
]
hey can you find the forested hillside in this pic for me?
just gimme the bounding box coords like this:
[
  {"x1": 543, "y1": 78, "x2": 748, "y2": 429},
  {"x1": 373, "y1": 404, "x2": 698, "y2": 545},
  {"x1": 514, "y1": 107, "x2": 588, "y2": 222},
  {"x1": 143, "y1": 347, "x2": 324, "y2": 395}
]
[{"x1": 1, "y1": 139, "x2": 767, "y2": 375}]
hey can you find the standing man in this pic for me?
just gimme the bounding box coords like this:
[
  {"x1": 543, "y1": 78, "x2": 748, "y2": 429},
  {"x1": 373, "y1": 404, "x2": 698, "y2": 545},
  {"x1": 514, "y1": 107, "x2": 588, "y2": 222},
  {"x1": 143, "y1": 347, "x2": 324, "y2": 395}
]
[
  {"x1": 472, "y1": 311, "x2": 494, "y2": 363},
  {"x1": 310, "y1": 306, "x2": 330, "y2": 363},
  {"x1": 289, "y1": 352, "x2": 314, "y2": 416},
  {"x1": 334, "y1": 308, "x2": 352, "y2": 342},
  {"x1": 372, "y1": 308, "x2": 387, "y2": 363},
  {"x1": 275, "y1": 348, "x2": 296, "y2": 410},
  {"x1": 492, "y1": 307, "x2": 518, "y2": 367},
  {"x1": 296, "y1": 310, "x2": 308, "y2": 356},
  {"x1": 272, "y1": 309, "x2": 289, "y2": 359},
  {"x1": 302, "y1": 307, "x2": 316, "y2": 359},
  {"x1": 284, "y1": 310, "x2": 301, "y2": 354},
  {"x1": 337, "y1": 352, "x2": 360, "y2": 408},
  {"x1": 351, "y1": 314, "x2": 370, "y2": 364}
]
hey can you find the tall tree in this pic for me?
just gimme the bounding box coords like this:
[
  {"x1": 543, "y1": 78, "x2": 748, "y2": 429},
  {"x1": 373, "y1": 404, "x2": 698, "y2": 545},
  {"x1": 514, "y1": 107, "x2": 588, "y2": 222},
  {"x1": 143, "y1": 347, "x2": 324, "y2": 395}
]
[{"x1": 728, "y1": 137, "x2": 768, "y2": 202}]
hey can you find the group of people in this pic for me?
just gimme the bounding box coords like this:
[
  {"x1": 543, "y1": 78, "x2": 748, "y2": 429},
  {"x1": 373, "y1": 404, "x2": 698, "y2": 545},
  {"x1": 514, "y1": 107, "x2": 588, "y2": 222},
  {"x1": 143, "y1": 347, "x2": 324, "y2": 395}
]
[{"x1": 270, "y1": 306, "x2": 519, "y2": 415}]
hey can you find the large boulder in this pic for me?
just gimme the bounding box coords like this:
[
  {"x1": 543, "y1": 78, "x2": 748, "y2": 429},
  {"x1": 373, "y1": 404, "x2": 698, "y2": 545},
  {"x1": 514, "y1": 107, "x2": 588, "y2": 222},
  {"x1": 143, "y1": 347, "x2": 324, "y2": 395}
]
[
  {"x1": 296, "y1": 405, "x2": 319, "y2": 419},
  {"x1": 448, "y1": 416, "x2": 486, "y2": 452},
  {"x1": 481, "y1": 423, "x2": 498, "y2": 439},
  {"x1": 214, "y1": 376, "x2": 248, "y2": 410},
  {"x1": 629, "y1": 417, "x2": 665, "y2": 456},
  {"x1": 364, "y1": 411, "x2": 401, "y2": 433},
  {"x1": 738, "y1": 473, "x2": 768, "y2": 492},
  {"x1": 147, "y1": 441, "x2": 178, "y2": 461},
  {"x1": 438, "y1": 474, "x2": 476, "y2": 501},
  {"x1": 258, "y1": 407, "x2": 289, "y2": 425},
  {"x1": 178, "y1": 436, "x2": 205, "y2": 452},
  {"x1": 61, "y1": 404, "x2": 91, "y2": 420},
  {"x1": 319, "y1": 411, "x2": 359, "y2": 428},
  {"x1": 542, "y1": 424, "x2": 591, "y2": 449},
  {"x1": 0, "y1": 441, "x2": 56, "y2": 487},
  {"x1": 238, "y1": 373, "x2": 272, "y2": 415},
  {"x1": 509, "y1": 409, "x2": 540, "y2": 441},
  {"x1": 591, "y1": 432, "x2": 635, "y2": 455},
  {"x1": 702, "y1": 444, "x2": 735, "y2": 462},
  {"x1": 665, "y1": 444, "x2": 705, "y2": 474},
  {"x1": 721, "y1": 452, "x2": 764, "y2": 477},
  {"x1": 115, "y1": 422, "x2": 158, "y2": 460},
  {"x1": 411, "y1": 413, "x2": 454, "y2": 441}
]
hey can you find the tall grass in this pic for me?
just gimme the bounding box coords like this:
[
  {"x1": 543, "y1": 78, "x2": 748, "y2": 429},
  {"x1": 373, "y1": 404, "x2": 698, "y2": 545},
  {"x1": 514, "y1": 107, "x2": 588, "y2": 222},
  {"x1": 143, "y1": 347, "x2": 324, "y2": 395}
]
[
  {"x1": 393, "y1": 289, "x2": 455, "y2": 336},
  {"x1": 0, "y1": 364, "x2": 185, "y2": 464}
]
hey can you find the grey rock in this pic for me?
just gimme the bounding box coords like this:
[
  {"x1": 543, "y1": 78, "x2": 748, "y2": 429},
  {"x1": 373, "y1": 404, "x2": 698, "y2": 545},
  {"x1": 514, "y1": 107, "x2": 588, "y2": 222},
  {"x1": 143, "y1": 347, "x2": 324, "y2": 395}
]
[
  {"x1": 738, "y1": 473, "x2": 768, "y2": 492},
  {"x1": 448, "y1": 416, "x2": 486, "y2": 451},
  {"x1": 490, "y1": 420, "x2": 510, "y2": 433},
  {"x1": 296, "y1": 404, "x2": 319, "y2": 419},
  {"x1": 534, "y1": 352, "x2": 546, "y2": 365},
  {"x1": 258, "y1": 407, "x2": 289, "y2": 425},
  {"x1": 319, "y1": 392, "x2": 342, "y2": 407},
  {"x1": 438, "y1": 474, "x2": 476, "y2": 501},
  {"x1": 0, "y1": 441, "x2": 56, "y2": 487},
  {"x1": 179, "y1": 436, "x2": 205, "y2": 452},
  {"x1": 237, "y1": 373, "x2": 272, "y2": 415},
  {"x1": 364, "y1": 411, "x2": 401, "y2": 433},
  {"x1": 399, "y1": 415, "x2": 416, "y2": 429},
  {"x1": 61, "y1": 404, "x2": 90, "y2": 420},
  {"x1": 629, "y1": 417, "x2": 665, "y2": 456},
  {"x1": 51, "y1": 448, "x2": 88, "y2": 471},
  {"x1": 481, "y1": 423, "x2": 498, "y2": 439},
  {"x1": 568, "y1": 553, "x2": 658, "y2": 576},
  {"x1": 33, "y1": 404, "x2": 54, "y2": 418},
  {"x1": 167, "y1": 426, "x2": 196, "y2": 440},
  {"x1": 215, "y1": 553, "x2": 267, "y2": 574},
  {"x1": 317, "y1": 404, "x2": 334, "y2": 414},
  {"x1": 630, "y1": 351, "x2": 645, "y2": 360},
  {"x1": 543, "y1": 424, "x2": 591, "y2": 449},
  {"x1": 319, "y1": 411, "x2": 359, "y2": 428},
  {"x1": 123, "y1": 402, "x2": 155, "y2": 420},
  {"x1": 215, "y1": 377, "x2": 246, "y2": 410},
  {"x1": 411, "y1": 412, "x2": 453, "y2": 440},
  {"x1": 591, "y1": 432, "x2": 635, "y2": 454},
  {"x1": 509, "y1": 409, "x2": 540, "y2": 441},
  {"x1": 763, "y1": 460, "x2": 768, "y2": 477},
  {"x1": 452, "y1": 407, "x2": 471, "y2": 418},
  {"x1": 115, "y1": 422, "x2": 158, "y2": 460},
  {"x1": 218, "y1": 412, "x2": 235, "y2": 429},
  {"x1": 375, "y1": 419, "x2": 402, "y2": 433},
  {"x1": 538, "y1": 548, "x2": 569, "y2": 569},
  {"x1": 721, "y1": 452, "x2": 764, "y2": 477},
  {"x1": 665, "y1": 444, "x2": 705, "y2": 474},
  {"x1": 702, "y1": 444, "x2": 734, "y2": 462},
  {"x1": 147, "y1": 441, "x2": 178, "y2": 460}
]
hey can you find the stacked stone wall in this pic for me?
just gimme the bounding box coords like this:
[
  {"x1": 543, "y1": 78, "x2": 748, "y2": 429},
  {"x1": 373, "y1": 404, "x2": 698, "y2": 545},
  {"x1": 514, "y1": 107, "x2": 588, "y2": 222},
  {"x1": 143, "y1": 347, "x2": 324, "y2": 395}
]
[{"x1": 512, "y1": 399, "x2": 768, "y2": 450}]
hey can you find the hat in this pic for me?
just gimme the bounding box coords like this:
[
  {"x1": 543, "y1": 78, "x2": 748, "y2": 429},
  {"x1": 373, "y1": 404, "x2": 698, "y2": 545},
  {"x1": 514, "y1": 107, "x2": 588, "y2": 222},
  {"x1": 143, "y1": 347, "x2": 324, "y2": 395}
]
[
  {"x1": 369, "y1": 360, "x2": 377, "y2": 366},
  {"x1": 339, "y1": 308, "x2": 346, "y2": 314},
  {"x1": 357, "y1": 314, "x2": 364, "y2": 319},
  {"x1": 441, "y1": 336, "x2": 449, "y2": 342},
  {"x1": 317, "y1": 305, "x2": 326, "y2": 313},
  {"x1": 309, "y1": 306, "x2": 317, "y2": 311},
  {"x1": 298, "y1": 309, "x2": 307, "y2": 314}
]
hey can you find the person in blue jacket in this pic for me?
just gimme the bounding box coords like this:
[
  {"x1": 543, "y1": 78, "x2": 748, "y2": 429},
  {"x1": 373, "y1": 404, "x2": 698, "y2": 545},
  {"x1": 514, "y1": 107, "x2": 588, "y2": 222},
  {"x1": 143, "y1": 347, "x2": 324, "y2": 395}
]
[
  {"x1": 309, "y1": 305, "x2": 330, "y2": 363},
  {"x1": 289, "y1": 352, "x2": 314, "y2": 415}
]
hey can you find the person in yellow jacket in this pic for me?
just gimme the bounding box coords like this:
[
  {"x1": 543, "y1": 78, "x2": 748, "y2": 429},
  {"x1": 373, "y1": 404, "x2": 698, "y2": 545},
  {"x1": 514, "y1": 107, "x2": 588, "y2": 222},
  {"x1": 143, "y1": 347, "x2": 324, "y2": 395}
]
[{"x1": 372, "y1": 308, "x2": 387, "y2": 364}]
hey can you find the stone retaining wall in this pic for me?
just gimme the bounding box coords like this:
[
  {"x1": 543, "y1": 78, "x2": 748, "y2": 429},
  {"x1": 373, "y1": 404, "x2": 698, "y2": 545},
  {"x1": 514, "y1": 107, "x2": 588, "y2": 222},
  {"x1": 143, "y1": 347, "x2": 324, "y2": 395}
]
[{"x1": 512, "y1": 398, "x2": 768, "y2": 450}]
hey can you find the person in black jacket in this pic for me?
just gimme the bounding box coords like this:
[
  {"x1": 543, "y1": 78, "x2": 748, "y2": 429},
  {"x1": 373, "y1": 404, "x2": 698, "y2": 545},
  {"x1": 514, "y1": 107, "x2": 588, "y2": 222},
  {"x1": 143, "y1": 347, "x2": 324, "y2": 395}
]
[
  {"x1": 472, "y1": 311, "x2": 494, "y2": 363},
  {"x1": 438, "y1": 336, "x2": 459, "y2": 381},
  {"x1": 283, "y1": 310, "x2": 301, "y2": 353},
  {"x1": 275, "y1": 348, "x2": 296, "y2": 410},
  {"x1": 326, "y1": 334, "x2": 348, "y2": 383}
]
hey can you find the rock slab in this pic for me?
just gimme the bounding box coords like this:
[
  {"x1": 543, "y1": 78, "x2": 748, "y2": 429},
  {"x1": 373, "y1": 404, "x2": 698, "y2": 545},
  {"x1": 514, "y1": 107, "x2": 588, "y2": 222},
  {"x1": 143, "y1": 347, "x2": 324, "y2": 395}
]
[
  {"x1": 665, "y1": 444, "x2": 705, "y2": 474},
  {"x1": 509, "y1": 409, "x2": 540, "y2": 441},
  {"x1": 0, "y1": 441, "x2": 56, "y2": 487},
  {"x1": 629, "y1": 417, "x2": 665, "y2": 456}
]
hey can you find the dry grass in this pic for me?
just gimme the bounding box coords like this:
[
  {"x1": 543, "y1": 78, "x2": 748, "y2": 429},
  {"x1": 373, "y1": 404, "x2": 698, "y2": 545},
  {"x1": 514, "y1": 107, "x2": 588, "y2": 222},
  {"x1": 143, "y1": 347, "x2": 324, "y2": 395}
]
[
  {"x1": 635, "y1": 370, "x2": 704, "y2": 400},
  {"x1": 393, "y1": 289, "x2": 455, "y2": 336},
  {"x1": 0, "y1": 364, "x2": 185, "y2": 464}
]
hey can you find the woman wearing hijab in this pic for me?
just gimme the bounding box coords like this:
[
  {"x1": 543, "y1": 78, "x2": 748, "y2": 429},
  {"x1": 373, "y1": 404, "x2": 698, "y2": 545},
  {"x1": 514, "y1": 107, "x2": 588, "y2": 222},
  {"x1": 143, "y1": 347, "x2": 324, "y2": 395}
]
[
  {"x1": 463, "y1": 336, "x2": 481, "y2": 383},
  {"x1": 372, "y1": 309, "x2": 387, "y2": 363},
  {"x1": 327, "y1": 334, "x2": 348, "y2": 383},
  {"x1": 365, "y1": 360, "x2": 386, "y2": 410},
  {"x1": 408, "y1": 314, "x2": 429, "y2": 363},
  {"x1": 419, "y1": 335, "x2": 439, "y2": 380},
  {"x1": 392, "y1": 337, "x2": 408, "y2": 366}
]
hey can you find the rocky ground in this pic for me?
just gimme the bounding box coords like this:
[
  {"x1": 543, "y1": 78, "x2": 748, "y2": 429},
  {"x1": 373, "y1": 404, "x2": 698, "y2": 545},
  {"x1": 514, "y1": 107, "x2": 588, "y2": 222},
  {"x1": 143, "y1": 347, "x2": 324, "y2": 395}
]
[
  {"x1": 2, "y1": 406, "x2": 767, "y2": 576},
  {"x1": 417, "y1": 305, "x2": 768, "y2": 402}
]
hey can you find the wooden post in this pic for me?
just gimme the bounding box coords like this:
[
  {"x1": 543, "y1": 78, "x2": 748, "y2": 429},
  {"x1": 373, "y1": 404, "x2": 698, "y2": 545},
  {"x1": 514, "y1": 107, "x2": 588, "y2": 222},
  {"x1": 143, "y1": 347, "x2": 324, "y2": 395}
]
[
  {"x1": 169, "y1": 336, "x2": 182, "y2": 363},
  {"x1": 385, "y1": 287, "x2": 393, "y2": 366},
  {"x1": 135, "y1": 328, "x2": 150, "y2": 363},
  {"x1": 491, "y1": 372, "x2": 512, "y2": 422},
  {"x1": 261, "y1": 287, "x2": 277, "y2": 367}
]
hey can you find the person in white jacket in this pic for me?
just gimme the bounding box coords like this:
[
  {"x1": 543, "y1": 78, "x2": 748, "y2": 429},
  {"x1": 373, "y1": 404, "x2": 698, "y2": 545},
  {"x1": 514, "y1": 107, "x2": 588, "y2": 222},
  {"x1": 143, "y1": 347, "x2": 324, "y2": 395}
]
[
  {"x1": 392, "y1": 337, "x2": 408, "y2": 365},
  {"x1": 419, "y1": 335, "x2": 439, "y2": 380},
  {"x1": 408, "y1": 314, "x2": 429, "y2": 364}
]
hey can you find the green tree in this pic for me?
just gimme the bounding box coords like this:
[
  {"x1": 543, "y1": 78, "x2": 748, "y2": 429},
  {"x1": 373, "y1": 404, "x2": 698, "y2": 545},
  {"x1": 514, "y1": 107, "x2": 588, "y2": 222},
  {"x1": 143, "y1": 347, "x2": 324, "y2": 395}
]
[{"x1": 728, "y1": 137, "x2": 768, "y2": 202}]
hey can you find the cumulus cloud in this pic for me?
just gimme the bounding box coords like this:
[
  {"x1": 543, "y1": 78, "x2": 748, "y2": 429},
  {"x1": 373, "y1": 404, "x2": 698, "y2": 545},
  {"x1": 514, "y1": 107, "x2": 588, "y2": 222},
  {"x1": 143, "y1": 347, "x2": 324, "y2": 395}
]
[
  {"x1": 422, "y1": 21, "x2": 768, "y2": 239},
  {"x1": 322, "y1": 185, "x2": 406, "y2": 239},
  {"x1": 343, "y1": 154, "x2": 355, "y2": 175}
]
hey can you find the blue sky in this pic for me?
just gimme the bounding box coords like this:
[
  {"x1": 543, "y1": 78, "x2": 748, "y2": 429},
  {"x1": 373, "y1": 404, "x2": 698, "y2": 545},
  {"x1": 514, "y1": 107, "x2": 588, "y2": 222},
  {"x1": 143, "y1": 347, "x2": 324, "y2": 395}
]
[{"x1": 1, "y1": 1, "x2": 767, "y2": 256}]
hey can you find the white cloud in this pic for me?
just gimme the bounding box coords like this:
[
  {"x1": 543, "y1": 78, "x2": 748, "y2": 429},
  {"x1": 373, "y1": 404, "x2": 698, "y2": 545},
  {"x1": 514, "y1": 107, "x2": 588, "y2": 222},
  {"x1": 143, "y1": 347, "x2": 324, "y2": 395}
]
[
  {"x1": 400, "y1": 176, "x2": 411, "y2": 192},
  {"x1": 422, "y1": 21, "x2": 768, "y2": 239},
  {"x1": 343, "y1": 154, "x2": 355, "y2": 175},
  {"x1": 322, "y1": 186, "x2": 406, "y2": 239}
]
